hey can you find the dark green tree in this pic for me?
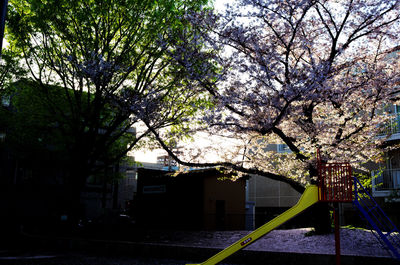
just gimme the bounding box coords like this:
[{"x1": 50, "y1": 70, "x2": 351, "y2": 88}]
[
  {"x1": 0, "y1": 49, "x2": 26, "y2": 90},
  {"x1": 6, "y1": 0, "x2": 212, "y2": 219},
  {"x1": 0, "y1": 47, "x2": 27, "y2": 148}
]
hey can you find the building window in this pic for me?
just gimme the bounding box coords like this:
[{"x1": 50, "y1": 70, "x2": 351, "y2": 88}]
[
  {"x1": 157, "y1": 155, "x2": 177, "y2": 167},
  {"x1": 1, "y1": 96, "x2": 10, "y2": 107},
  {"x1": 125, "y1": 169, "x2": 136, "y2": 184},
  {"x1": 87, "y1": 175, "x2": 103, "y2": 186},
  {"x1": 277, "y1": 144, "x2": 291, "y2": 153},
  {"x1": 0, "y1": 132, "x2": 5, "y2": 142}
]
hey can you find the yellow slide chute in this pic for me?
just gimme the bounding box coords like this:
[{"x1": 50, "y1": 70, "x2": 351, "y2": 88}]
[{"x1": 187, "y1": 185, "x2": 319, "y2": 265}]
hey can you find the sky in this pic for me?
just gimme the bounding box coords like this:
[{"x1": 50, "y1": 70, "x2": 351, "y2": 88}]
[
  {"x1": 132, "y1": 0, "x2": 231, "y2": 164},
  {"x1": 213, "y1": 0, "x2": 229, "y2": 12}
]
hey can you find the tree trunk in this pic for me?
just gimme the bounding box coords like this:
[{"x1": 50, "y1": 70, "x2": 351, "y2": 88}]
[
  {"x1": 68, "y1": 163, "x2": 87, "y2": 228},
  {"x1": 112, "y1": 163, "x2": 119, "y2": 210},
  {"x1": 310, "y1": 202, "x2": 332, "y2": 234}
]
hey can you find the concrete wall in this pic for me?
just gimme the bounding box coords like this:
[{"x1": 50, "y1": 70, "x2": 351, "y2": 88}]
[
  {"x1": 203, "y1": 176, "x2": 246, "y2": 230},
  {"x1": 248, "y1": 174, "x2": 301, "y2": 208}
]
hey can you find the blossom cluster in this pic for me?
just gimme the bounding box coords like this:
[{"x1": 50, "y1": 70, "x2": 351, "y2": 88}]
[{"x1": 172, "y1": 0, "x2": 400, "y2": 185}]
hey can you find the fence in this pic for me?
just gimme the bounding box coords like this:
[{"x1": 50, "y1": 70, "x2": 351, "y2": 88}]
[{"x1": 317, "y1": 151, "x2": 353, "y2": 202}]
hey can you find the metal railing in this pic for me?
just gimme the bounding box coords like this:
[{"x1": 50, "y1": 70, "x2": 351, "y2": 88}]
[
  {"x1": 372, "y1": 169, "x2": 400, "y2": 191},
  {"x1": 378, "y1": 115, "x2": 400, "y2": 136},
  {"x1": 354, "y1": 176, "x2": 400, "y2": 260},
  {"x1": 317, "y1": 150, "x2": 353, "y2": 202}
]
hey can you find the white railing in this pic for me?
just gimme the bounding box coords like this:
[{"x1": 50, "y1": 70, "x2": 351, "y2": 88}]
[
  {"x1": 377, "y1": 115, "x2": 400, "y2": 136},
  {"x1": 372, "y1": 169, "x2": 400, "y2": 196}
]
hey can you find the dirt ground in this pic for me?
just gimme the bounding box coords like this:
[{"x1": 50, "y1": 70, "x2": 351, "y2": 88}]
[{"x1": 140, "y1": 228, "x2": 392, "y2": 257}]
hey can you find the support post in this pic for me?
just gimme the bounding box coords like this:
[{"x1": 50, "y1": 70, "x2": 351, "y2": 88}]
[{"x1": 334, "y1": 202, "x2": 341, "y2": 265}]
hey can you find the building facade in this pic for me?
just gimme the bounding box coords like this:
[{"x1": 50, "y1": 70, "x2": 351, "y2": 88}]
[
  {"x1": 372, "y1": 104, "x2": 400, "y2": 200},
  {"x1": 135, "y1": 167, "x2": 246, "y2": 230}
]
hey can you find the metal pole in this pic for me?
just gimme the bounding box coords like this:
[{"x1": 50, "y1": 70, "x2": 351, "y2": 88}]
[
  {"x1": 334, "y1": 202, "x2": 341, "y2": 265},
  {"x1": 0, "y1": 0, "x2": 8, "y2": 56}
]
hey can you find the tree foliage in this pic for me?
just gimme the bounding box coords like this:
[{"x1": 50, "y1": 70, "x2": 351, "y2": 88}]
[
  {"x1": 0, "y1": 48, "x2": 26, "y2": 90},
  {"x1": 7, "y1": 0, "x2": 211, "y2": 186}
]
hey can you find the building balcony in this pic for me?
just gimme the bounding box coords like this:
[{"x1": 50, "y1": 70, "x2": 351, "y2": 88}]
[
  {"x1": 372, "y1": 169, "x2": 400, "y2": 197},
  {"x1": 377, "y1": 115, "x2": 400, "y2": 141}
]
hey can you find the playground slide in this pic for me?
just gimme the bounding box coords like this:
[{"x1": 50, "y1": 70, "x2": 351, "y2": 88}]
[{"x1": 187, "y1": 185, "x2": 319, "y2": 265}]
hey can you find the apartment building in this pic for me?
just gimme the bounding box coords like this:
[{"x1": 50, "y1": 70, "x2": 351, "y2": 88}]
[{"x1": 372, "y1": 104, "x2": 400, "y2": 200}]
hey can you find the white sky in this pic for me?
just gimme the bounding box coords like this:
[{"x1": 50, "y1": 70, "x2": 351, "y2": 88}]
[
  {"x1": 131, "y1": 131, "x2": 237, "y2": 164},
  {"x1": 132, "y1": 0, "x2": 231, "y2": 164},
  {"x1": 213, "y1": 0, "x2": 229, "y2": 12}
]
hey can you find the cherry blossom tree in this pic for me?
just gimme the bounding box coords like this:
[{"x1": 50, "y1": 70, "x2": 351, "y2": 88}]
[{"x1": 151, "y1": 0, "x2": 400, "y2": 193}]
